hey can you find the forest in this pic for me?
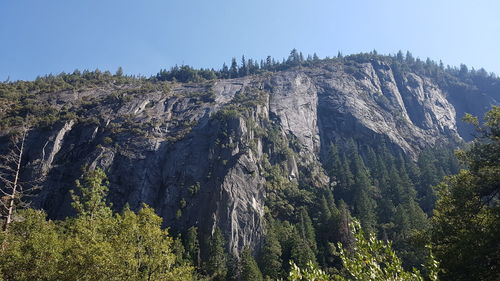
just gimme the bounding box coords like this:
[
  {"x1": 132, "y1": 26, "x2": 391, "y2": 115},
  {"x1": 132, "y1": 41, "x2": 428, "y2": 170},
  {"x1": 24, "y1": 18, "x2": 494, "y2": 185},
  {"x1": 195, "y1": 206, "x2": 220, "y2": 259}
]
[{"x1": 0, "y1": 51, "x2": 499, "y2": 281}]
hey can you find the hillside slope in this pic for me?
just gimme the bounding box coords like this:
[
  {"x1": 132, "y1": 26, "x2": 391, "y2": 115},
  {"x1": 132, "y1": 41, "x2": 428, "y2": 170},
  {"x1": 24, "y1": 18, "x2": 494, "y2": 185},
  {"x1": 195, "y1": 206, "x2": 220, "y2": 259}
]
[{"x1": 0, "y1": 55, "x2": 497, "y2": 258}]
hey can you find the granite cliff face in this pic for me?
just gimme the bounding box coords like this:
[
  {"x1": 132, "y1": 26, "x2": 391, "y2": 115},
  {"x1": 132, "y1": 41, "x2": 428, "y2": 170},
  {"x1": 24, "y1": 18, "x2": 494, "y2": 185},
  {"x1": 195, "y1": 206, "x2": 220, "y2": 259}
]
[{"x1": 1, "y1": 59, "x2": 497, "y2": 257}]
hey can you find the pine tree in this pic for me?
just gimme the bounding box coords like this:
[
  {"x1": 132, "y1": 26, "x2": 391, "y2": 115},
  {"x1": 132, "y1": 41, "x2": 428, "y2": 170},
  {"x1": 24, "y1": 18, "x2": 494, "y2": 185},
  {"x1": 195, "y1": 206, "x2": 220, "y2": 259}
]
[
  {"x1": 335, "y1": 200, "x2": 354, "y2": 253},
  {"x1": 336, "y1": 153, "x2": 354, "y2": 202},
  {"x1": 318, "y1": 191, "x2": 341, "y2": 267},
  {"x1": 260, "y1": 224, "x2": 283, "y2": 279},
  {"x1": 354, "y1": 189, "x2": 377, "y2": 234},
  {"x1": 288, "y1": 220, "x2": 437, "y2": 281},
  {"x1": 239, "y1": 55, "x2": 248, "y2": 77},
  {"x1": 205, "y1": 227, "x2": 228, "y2": 281},
  {"x1": 226, "y1": 254, "x2": 241, "y2": 281},
  {"x1": 325, "y1": 143, "x2": 341, "y2": 180},
  {"x1": 221, "y1": 63, "x2": 229, "y2": 79},
  {"x1": 405, "y1": 51, "x2": 415, "y2": 64},
  {"x1": 317, "y1": 195, "x2": 332, "y2": 265},
  {"x1": 115, "y1": 66, "x2": 124, "y2": 77},
  {"x1": 396, "y1": 50, "x2": 404, "y2": 62},
  {"x1": 325, "y1": 189, "x2": 339, "y2": 216},
  {"x1": 298, "y1": 208, "x2": 317, "y2": 254},
  {"x1": 432, "y1": 107, "x2": 500, "y2": 281},
  {"x1": 289, "y1": 226, "x2": 316, "y2": 268},
  {"x1": 184, "y1": 226, "x2": 200, "y2": 267},
  {"x1": 70, "y1": 168, "x2": 112, "y2": 220},
  {"x1": 349, "y1": 143, "x2": 377, "y2": 233},
  {"x1": 240, "y1": 248, "x2": 263, "y2": 281},
  {"x1": 265, "y1": 56, "x2": 272, "y2": 70},
  {"x1": 319, "y1": 196, "x2": 332, "y2": 225},
  {"x1": 230, "y1": 58, "x2": 238, "y2": 78},
  {"x1": 288, "y1": 49, "x2": 301, "y2": 66}
]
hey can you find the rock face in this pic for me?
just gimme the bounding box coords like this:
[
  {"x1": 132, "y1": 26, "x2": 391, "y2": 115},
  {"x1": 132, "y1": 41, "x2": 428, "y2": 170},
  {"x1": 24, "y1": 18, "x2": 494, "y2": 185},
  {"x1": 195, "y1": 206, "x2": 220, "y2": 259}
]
[{"x1": 1, "y1": 59, "x2": 497, "y2": 257}]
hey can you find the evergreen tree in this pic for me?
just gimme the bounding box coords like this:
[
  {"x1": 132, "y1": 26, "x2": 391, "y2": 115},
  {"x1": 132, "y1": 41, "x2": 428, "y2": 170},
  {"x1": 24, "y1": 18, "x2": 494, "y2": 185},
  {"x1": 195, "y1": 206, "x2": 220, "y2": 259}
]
[
  {"x1": 317, "y1": 195, "x2": 333, "y2": 265},
  {"x1": 298, "y1": 208, "x2": 317, "y2": 254},
  {"x1": 353, "y1": 189, "x2": 377, "y2": 234},
  {"x1": 220, "y1": 63, "x2": 229, "y2": 79},
  {"x1": 288, "y1": 219, "x2": 437, "y2": 281},
  {"x1": 349, "y1": 142, "x2": 377, "y2": 233},
  {"x1": 335, "y1": 200, "x2": 355, "y2": 253},
  {"x1": 336, "y1": 153, "x2": 354, "y2": 202},
  {"x1": 317, "y1": 191, "x2": 341, "y2": 267},
  {"x1": 70, "y1": 168, "x2": 112, "y2": 220},
  {"x1": 205, "y1": 227, "x2": 228, "y2": 281},
  {"x1": 265, "y1": 56, "x2": 273, "y2": 70},
  {"x1": 184, "y1": 226, "x2": 200, "y2": 267},
  {"x1": 396, "y1": 50, "x2": 404, "y2": 62},
  {"x1": 240, "y1": 248, "x2": 263, "y2": 281},
  {"x1": 405, "y1": 51, "x2": 415, "y2": 64},
  {"x1": 319, "y1": 196, "x2": 332, "y2": 225},
  {"x1": 289, "y1": 226, "x2": 316, "y2": 268},
  {"x1": 325, "y1": 143, "x2": 341, "y2": 181},
  {"x1": 325, "y1": 189, "x2": 339, "y2": 216},
  {"x1": 239, "y1": 55, "x2": 249, "y2": 77},
  {"x1": 230, "y1": 58, "x2": 238, "y2": 78},
  {"x1": 260, "y1": 224, "x2": 283, "y2": 279},
  {"x1": 288, "y1": 49, "x2": 301, "y2": 66},
  {"x1": 432, "y1": 107, "x2": 500, "y2": 281},
  {"x1": 115, "y1": 66, "x2": 124, "y2": 77},
  {"x1": 226, "y1": 254, "x2": 241, "y2": 281}
]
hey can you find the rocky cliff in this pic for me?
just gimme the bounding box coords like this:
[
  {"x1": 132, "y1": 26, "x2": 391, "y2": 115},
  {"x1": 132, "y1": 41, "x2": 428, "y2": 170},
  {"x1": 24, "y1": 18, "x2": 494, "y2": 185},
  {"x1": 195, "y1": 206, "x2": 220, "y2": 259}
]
[{"x1": 0, "y1": 57, "x2": 497, "y2": 257}]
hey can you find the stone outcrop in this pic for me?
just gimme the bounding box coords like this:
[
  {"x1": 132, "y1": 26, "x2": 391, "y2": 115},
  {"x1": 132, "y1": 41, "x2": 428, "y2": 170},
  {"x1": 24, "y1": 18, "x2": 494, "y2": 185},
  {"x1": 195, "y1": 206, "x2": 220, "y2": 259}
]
[{"x1": 1, "y1": 59, "x2": 497, "y2": 257}]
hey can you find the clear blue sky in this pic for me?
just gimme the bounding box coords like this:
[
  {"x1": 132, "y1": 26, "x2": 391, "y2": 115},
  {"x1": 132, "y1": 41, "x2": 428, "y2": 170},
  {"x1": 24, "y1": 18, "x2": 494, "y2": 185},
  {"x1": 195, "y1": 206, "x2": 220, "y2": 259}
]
[{"x1": 1, "y1": 0, "x2": 499, "y2": 81}]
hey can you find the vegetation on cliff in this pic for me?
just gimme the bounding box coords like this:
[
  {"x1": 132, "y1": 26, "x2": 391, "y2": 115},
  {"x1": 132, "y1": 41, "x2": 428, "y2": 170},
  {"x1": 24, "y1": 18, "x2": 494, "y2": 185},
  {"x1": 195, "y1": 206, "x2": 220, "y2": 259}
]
[{"x1": 0, "y1": 51, "x2": 498, "y2": 280}]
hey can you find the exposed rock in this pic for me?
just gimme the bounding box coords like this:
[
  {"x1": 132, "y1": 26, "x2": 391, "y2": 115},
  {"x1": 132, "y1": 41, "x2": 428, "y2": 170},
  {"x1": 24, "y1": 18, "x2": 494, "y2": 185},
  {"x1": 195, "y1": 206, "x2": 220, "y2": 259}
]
[{"x1": 1, "y1": 59, "x2": 497, "y2": 257}]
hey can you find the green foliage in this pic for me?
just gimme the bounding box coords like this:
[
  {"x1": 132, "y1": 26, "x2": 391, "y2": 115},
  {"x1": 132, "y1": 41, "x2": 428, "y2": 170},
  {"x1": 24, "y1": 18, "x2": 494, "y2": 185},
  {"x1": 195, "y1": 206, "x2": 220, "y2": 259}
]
[
  {"x1": 297, "y1": 208, "x2": 317, "y2": 255},
  {"x1": 335, "y1": 220, "x2": 425, "y2": 281},
  {"x1": 156, "y1": 65, "x2": 217, "y2": 83},
  {"x1": 240, "y1": 248, "x2": 263, "y2": 281},
  {"x1": 103, "y1": 136, "x2": 113, "y2": 144},
  {"x1": 205, "y1": 227, "x2": 228, "y2": 281},
  {"x1": 0, "y1": 69, "x2": 170, "y2": 131},
  {"x1": 288, "y1": 220, "x2": 436, "y2": 281},
  {"x1": 289, "y1": 226, "x2": 316, "y2": 268},
  {"x1": 184, "y1": 226, "x2": 200, "y2": 267},
  {"x1": 188, "y1": 182, "x2": 201, "y2": 196},
  {"x1": 288, "y1": 261, "x2": 332, "y2": 281},
  {"x1": 320, "y1": 137, "x2": 460, "y2": 270},
  {"x1": 0, "y1": 209, "x2": 63, "y2": 280},
  {"x1": 115, "y1": 66, "x2": 124, "y2": 77},
  {"x1": 70, "y1": 168, "x2": 112, "y2": 219},
  {"x1": 1, "y1": 50, "x2": 497, "y2": 281},
  {"x1": 432, "y1": 106, "x2": 500, "y2": 281},
  {"x1": 260, "y1": 221, "x2": 283, "y2": 279},
  {"x1": 0, "y1": 169, "x2": 194, "y2": 281}
]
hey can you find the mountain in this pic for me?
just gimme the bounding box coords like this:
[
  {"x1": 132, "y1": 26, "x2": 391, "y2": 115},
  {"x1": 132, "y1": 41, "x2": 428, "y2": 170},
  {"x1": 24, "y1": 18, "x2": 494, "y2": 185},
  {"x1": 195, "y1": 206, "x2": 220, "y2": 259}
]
[{"x1": 0, "y1": 52, "x2": 498, "y2": 264}]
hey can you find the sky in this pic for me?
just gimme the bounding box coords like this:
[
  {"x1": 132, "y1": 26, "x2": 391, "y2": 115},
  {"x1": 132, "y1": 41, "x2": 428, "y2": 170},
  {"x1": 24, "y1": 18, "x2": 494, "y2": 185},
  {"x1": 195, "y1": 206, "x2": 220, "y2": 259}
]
[{"x1": 1, "y1": 0, "x2": 499, "y2": 81}]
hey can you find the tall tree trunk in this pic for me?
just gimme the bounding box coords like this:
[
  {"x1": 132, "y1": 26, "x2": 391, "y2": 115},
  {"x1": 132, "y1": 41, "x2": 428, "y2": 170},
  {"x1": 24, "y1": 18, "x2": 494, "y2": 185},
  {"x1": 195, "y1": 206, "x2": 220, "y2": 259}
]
[{"x1": 2, "y1": 129, "x2": 26, "y2": 232}]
